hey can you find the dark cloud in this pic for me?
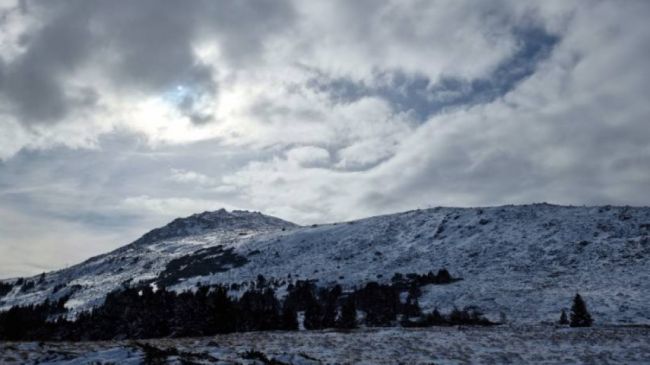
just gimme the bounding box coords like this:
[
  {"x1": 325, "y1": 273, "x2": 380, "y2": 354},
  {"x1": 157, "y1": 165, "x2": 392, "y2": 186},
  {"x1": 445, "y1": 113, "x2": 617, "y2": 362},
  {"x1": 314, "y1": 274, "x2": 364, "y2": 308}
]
[
  {"x1": 308, "y1": 26, "x2": 559, "y2": 121},
  {"x1": 0, "y1": 0, "x2": 295, "y2": 125},
  {"x1": 0, "y1": 58, "x2": 5, "y2": 96},
  {"x1": 100, "y1": 1, "x2": 207, "y2": 91},
  {"x1": 1, "y1": 2, "x2": 96, "y2": 123},
  {"x1": 205, "y1": 0, "x2": 296, "y2": 65}
]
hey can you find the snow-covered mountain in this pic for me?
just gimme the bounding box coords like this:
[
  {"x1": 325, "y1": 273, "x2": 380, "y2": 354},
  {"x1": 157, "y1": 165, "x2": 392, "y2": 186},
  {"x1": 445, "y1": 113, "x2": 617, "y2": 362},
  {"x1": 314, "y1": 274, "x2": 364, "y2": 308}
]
[
  {"x1": 1, "y1": 204, "x2": 649, "y2": 324},
  {"x1": 131, "y1": 208, "x2": 297, "y2": 246}
]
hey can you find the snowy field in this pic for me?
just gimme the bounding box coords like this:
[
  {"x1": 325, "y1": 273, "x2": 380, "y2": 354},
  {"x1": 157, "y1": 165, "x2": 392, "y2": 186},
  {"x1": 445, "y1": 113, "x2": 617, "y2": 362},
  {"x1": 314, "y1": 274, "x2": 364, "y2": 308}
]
[{"x1": 1, "y1": 325, "x2": 649, "y2": 364}]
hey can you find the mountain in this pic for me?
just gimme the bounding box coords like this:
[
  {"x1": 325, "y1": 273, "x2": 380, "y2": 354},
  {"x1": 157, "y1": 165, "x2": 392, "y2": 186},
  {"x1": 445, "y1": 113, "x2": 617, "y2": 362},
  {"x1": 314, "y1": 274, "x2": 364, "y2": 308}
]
[
  {"x1": 1, "y1": 204, "x2": 649, "y2": 324},
  {"x1": 131, "y1": 208, "x2": 297, "y2": 246}
]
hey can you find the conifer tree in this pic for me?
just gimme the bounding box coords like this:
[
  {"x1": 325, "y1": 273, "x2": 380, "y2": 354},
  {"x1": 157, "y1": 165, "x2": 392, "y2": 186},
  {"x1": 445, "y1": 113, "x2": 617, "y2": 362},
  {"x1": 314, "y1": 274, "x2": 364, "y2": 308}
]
[
  {"x1": 436, "y1": 268, "x2": 452, "y2": 284},
  {"x1": 429, "y1": 308, "x2": 444, "y2": 325},
  {"x1": 209, "y1": 286, "x2": 237, "y2": 333},
  {"x1": 280, "y1": 301, "x2": 299, "y2": 330},
  {"x1": 321, "y1": 285, "x2": 341, "y2": 328},
  {"x1": 337, "y1": 297, "x2": 357, "y2": 329},
  {"x1": 402, "y1": 292, "x2": 422, "y2": 317},
  {"x1": 559, "y1": 309, "x2": 569, "y2": 325},
  {"x1": 303, "y1": 299, "x2": 323, "y2": 330},
  {"x1": 570, "y1": 293, "x2": 593, "y2": 327},
  {"x1": 260, "y1": 288, "x2": 281, "y2": 330}
]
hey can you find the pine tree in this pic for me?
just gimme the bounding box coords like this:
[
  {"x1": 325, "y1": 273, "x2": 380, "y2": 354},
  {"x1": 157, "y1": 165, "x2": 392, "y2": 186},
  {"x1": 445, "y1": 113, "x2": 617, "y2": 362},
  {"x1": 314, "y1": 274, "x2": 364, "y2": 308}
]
[
  {"x1": 436, "y1": 269, "x2": 452, "y2": 283},
  {"x1": 303, "y1": 299, "x2": 323, "y2": 330},
  {"x1": 209, "y1": 286, "x2": 237, "y2": 333},
  {"x1": 280, "y1": 302, "x2": 299, "y2": 330},
  {"x1": 321, "y1": 285, "x2": 341, "y2": 328},
  {"x1": 428, "y1": 308, "x2": 444, "y2": 325},
  {"x1": 256, "y1": 274, "x2": 267, "y2": 289},
  {"x1": 559, "y1": 309, "x2": 569, "y2": 325},
  {"x1": 570, "y1": 293, "x2": 593, "y2": 327},
  {"x1": 260, "y1": 288, "x2": 281, "y2": 330},
  {"x1": 337, "y1": 297, "x2": 357, "y2": 329},
  {"x1": 449, "y1": 307, "x2": 468, "y2": 324},
  {"x1": 402, "y1": 292, "x2": 422, "y2": 317}
]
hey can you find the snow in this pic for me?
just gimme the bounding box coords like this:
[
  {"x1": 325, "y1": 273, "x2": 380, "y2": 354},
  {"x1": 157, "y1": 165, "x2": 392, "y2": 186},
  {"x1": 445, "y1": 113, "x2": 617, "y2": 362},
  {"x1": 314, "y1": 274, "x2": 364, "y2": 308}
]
[
  {"x1": 1, "y1": 326, "x2": 649, "y2": 364},
  {"x1": 1, "y1": 204, "x2": 649, "y2": 325}
]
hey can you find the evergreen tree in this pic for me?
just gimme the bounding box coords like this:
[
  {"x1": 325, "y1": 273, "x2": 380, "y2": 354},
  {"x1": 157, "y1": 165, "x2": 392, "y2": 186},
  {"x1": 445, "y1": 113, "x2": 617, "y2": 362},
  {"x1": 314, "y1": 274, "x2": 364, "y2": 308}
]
[
  {"x1": 259, "y1": 288, "x2": 281, "y2": 330},
  {"x1": 208, "y1": 286, "x2": 237, "y2": 333},
  {"x1": 303, "y1": 298, "x2": 323, "y2": 330},
  {"x1": 436, "y1": 268, "x2": 452, "y2": 283},
  {"x1": 237, "y1": 289, "x2": 263, "y2": 331},
  {"x1": 321, "y1": 285, "x2": 341, "y2": 328},
  {"x1": 427, "y1": 308, "x2": 444, "y2": 325},
  {"x1": 449, "y1": 307, "x2": 468, "y2": 324},
  {"x1": 280, "y1": 301, "x2": 299, "y2": 330},
  {"x1": 559, "y1": 309, "x2": 569, "y2": 325},
  {"x1": 570, "y1": 293, "x2": 593, "y2": 327},
  {"x1": 407, "y1": 282, "x2": 422, "y2": 298},
  {"x1": 337, "y1": 297, "x2": 357, "y2": 329},
  {"x1": 0, "y1": 282, "x2": 13, "y2": 297},
  {"x1": 356, "y1": 282, "x2": 399, "y2": 326},
  {"x1": 284, "y1": 280, "x2": 317, "y2": 312},
  {"x1": 256, "y1": 274, "x2": 267, "y2": 289},
  {"x1": 402, "y1": 291, "x2": 422, "y2": 317}
]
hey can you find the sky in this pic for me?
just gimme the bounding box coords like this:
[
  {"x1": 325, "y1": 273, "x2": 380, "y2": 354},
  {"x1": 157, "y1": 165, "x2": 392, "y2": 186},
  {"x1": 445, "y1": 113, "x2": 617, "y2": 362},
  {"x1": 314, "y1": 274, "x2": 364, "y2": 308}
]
[{"x1": 0, "y1": 0, "x2": 649, "y2": 278}]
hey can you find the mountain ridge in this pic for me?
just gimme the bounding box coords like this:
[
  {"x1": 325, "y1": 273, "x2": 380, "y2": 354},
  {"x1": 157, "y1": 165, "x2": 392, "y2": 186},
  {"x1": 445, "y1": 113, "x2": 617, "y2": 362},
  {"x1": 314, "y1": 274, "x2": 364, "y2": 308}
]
[
  {"x1": 129, "y1": 208, "x2": 298, "y2": 246},
  {"x1": 1, "y1": 204, "x2": 649, "y2": 325}
]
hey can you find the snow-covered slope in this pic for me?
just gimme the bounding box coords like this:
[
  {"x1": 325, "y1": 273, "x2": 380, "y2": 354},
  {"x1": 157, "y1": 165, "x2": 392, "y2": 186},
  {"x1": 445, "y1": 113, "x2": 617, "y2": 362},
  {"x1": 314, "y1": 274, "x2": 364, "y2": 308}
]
[
  {"x1": 131, "y1": 208, "x2": 297, "y2": 246},
  {"x1": 1, "y1": 204, "x2": 649, "y2": 324}
]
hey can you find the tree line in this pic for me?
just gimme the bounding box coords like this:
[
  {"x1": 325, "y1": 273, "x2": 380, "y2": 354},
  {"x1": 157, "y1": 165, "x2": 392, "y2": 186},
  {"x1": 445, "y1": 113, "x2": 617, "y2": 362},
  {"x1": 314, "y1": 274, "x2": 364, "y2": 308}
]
[
  {"x1": 0, "y1": 269, "x2": 594, "y2": 341},
  {"x1": 0, "y1": 269, "x2": 489, "y2": 341}
]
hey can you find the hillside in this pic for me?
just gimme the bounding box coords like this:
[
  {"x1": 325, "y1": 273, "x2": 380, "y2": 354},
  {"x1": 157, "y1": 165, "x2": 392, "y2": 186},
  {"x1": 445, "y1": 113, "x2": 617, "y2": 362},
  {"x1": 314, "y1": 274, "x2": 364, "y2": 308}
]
[{"x1": 1, "y1": 204, "x2": 649, "y2": 324}]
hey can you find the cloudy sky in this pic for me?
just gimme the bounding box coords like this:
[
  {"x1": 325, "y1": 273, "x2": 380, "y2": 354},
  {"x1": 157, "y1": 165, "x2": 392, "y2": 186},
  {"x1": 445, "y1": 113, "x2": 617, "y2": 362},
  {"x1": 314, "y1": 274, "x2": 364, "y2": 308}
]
[{"x1": 1, "y1": 0, "x2": 649, "y2": 278}]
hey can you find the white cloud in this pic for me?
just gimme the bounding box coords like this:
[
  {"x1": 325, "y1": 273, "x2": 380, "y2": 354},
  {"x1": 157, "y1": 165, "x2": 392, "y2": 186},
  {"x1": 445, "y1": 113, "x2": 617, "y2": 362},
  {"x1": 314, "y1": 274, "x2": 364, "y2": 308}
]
[
  {"x1": 120, "y1": 196, "x2": 236, "y2": 218},
  {"x1": 285, "y1": 146, "x2": 330, "y2": 167},
  {"x1": 1, "y1": 0, "x2": 649, "y2": 277},
  {"x1": 168, "y1": 169, "x2": 216, "y2": 186},
  {"x1": 336, "y1": 139, "x2": 399, "y2": 170},
  {"x1": 0, "y1": 0, "x2": 555, "y2": 158}
]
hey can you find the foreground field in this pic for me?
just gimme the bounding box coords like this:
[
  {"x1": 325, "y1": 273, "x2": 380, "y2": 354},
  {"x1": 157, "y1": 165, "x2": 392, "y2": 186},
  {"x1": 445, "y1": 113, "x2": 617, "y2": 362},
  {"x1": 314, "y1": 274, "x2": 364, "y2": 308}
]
[{"x1": 1, "y1": 325, "x2": 649, "y2": 364}]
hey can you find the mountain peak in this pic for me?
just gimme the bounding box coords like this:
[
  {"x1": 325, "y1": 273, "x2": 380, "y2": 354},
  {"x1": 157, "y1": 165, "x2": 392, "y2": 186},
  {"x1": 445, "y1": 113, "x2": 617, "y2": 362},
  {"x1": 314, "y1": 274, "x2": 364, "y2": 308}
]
[{"x1": 131, "y1": 209, "x2": 297, "y2": 246}]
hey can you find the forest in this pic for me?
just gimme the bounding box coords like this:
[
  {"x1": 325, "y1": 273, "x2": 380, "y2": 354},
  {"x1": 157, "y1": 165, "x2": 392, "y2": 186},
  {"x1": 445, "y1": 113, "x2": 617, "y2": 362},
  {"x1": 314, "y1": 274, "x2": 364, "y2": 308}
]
[{"x1": 0, "y1": 269, "x2": 498, "y2": 341}]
